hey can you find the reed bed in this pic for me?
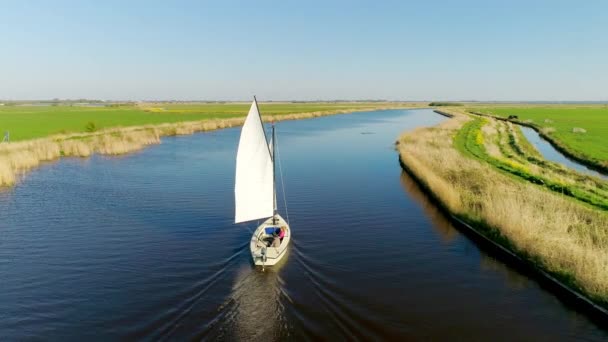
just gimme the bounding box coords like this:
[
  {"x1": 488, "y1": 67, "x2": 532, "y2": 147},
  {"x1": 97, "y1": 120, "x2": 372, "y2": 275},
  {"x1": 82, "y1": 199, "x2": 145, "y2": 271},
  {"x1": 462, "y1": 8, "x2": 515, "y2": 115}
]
[
  {"x1": 0, "y1": 106, "x2": 411, "y2": 188},
  {"x1": 397, "y1": 108, "x2": 608, "y2": 304}
]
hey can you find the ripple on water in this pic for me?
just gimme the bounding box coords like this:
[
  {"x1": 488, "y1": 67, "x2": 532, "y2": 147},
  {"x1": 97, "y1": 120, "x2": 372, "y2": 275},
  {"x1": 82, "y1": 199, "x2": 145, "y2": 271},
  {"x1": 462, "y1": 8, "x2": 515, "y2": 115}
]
[{"x1": 1, "y1": 109, "x2": 607, "y2": 340}]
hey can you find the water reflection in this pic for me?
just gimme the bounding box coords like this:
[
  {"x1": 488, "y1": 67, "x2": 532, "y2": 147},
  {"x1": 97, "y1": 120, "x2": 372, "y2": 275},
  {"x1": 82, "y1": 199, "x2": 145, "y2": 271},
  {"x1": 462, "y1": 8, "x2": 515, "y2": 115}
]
[
  {"x1": 479, "y1": 254, "x2": 530, "y2": 290},
  {"x1": 399, "y1": 171, "x2": 458, "y2": 243},
  {"x1": 2, "y1": 109, "x2": 607, "y2": 340},
  {"x1": 400, "y1": 170, "x2": 531, "y2": 290}
]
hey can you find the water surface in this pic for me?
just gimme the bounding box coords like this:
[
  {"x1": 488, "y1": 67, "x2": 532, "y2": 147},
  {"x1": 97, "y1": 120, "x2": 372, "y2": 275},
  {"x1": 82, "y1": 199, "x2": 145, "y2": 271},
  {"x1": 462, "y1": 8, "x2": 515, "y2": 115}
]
[
  {"x1": 1, "y1": 109, "x2": 606, "y2": 340},
  {"x1": 519, "y1": 125, "x2": 607, "y2": 179}
]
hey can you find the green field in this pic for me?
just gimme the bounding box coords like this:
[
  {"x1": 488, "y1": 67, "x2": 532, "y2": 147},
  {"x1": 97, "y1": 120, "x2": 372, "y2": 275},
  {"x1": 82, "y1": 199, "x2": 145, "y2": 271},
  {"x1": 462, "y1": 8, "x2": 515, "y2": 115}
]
[
  {"x1": 472, "y1": 106, "x2": 608, "y2": 166},
  {"x1": 0, "y1": 102, "x2": 419, "y2": 141},
  {"x1": 453, "y1": 116, "x2": 608, "y2": 210}
]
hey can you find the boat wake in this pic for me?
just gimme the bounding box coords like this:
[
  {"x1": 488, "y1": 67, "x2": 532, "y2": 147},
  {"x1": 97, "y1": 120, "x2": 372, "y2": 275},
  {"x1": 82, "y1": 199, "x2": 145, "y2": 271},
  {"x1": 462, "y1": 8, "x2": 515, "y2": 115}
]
[
  {"x1": 198, "y1": 252, "x2": 291, "y2": 340},
  {"x1": 121, "y1": 242, "x2": 248, "y2": 340}
]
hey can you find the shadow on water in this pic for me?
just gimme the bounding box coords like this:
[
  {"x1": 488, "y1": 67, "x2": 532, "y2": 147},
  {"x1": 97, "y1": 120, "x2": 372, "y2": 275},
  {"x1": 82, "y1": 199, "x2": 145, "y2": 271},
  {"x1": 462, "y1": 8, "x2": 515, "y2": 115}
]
[
  {"x1": 400, "y1": 170, "x2": 530, "y2": 289},
  {"x1": 399, "y1": 171, "x2": 458, "y2": 243},
  {"x1": 399, "y1": 169, "x2": 608, "y2": 331}
]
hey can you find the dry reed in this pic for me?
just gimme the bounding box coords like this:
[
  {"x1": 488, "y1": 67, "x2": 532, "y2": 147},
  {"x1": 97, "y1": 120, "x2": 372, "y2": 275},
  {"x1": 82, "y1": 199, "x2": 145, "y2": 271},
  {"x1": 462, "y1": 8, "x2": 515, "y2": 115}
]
[
  {"x1": 397, "y1": 108, "x2": 608, "y2": 302},
  {"x1": 0, "y1": 104, "x2": 418, "y2": 187}
]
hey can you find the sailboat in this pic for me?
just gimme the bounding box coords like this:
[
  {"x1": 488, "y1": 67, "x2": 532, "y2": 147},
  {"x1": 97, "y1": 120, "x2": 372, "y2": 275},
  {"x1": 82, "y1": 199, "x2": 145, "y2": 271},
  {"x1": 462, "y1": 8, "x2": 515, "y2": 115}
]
[{"x1": 235, "y1": 97, "x2": 291, "y2": 267}]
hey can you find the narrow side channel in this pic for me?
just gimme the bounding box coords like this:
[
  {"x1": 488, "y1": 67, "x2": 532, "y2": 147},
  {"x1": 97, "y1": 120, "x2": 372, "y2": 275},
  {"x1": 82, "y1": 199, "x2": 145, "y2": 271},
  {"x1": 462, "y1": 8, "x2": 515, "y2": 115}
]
[{"x1": 396, "y1": 108, "x2": 608, "y2": 324}]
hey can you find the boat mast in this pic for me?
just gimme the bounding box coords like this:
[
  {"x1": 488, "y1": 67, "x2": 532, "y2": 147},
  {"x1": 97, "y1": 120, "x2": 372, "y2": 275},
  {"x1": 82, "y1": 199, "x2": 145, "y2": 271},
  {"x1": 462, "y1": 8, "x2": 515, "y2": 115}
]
[
  {"x1": 253, "y1": 95, "x2": 271, "y2": 158},
  {"x1": 272, "y1": 122, "x2": 277, "y2": 224},
  {"x1": 253, "y1": 95, "x2": 277, "y2": 224}
]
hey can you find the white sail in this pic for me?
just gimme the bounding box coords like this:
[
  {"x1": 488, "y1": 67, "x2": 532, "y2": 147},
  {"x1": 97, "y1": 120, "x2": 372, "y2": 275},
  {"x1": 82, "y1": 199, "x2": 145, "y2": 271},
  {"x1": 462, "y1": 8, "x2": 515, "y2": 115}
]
[{"x1": 235, "y1": 99, "x2": 274, "y2": 223}]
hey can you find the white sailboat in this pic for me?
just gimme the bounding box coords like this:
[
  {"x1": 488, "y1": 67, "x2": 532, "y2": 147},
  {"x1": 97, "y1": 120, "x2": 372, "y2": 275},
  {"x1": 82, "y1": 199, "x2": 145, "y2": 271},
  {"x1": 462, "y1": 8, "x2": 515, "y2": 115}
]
[{"x1": 235, "y1": 97, "x2": 291, "y2": 267}]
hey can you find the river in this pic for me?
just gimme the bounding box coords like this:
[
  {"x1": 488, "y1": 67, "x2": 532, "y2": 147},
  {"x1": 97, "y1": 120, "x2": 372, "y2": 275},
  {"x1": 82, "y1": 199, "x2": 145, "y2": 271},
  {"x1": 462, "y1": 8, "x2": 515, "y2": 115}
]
[{"x1": 1, "y1": 109, "x2": 606, "y2": 340}]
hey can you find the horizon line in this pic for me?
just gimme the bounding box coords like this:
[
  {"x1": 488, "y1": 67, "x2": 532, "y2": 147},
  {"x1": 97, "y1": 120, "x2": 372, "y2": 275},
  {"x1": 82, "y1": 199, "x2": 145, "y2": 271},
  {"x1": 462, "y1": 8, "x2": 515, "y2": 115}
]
[{"x1": 1, "y1": 99, "x2": 608, "y2": 104}]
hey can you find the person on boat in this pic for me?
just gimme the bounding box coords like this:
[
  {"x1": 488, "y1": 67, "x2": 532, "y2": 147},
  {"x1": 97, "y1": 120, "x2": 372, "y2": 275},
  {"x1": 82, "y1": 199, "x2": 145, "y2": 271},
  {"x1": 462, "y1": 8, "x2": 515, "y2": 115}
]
[
  {"x1": 270, "y1": 227, "x2": 286, "y2": 248},
  {"x1": 271, "y1": 236, "x2": 281, "y2": 247}
]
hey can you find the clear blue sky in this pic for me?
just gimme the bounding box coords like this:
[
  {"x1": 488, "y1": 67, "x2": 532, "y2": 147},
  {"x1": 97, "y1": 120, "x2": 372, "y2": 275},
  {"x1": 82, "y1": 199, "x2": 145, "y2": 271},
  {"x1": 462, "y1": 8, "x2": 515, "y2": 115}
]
[{"x1": 1, "y1": 0, "x2": 607, "y2": 101}]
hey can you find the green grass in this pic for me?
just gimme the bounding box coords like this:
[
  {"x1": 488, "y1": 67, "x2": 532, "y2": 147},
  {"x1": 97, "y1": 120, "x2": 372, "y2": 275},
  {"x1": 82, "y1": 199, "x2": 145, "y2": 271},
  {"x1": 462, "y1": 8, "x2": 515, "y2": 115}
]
[
  {"x1": 454, "y1": 117, "x2": 608, "y2": 210},
  {"x1": 472, "y1": 106, "x2": 608, "y2": 166},
  {"x1": 0, "y1": 102, "x2": 416, "y2": 141}
]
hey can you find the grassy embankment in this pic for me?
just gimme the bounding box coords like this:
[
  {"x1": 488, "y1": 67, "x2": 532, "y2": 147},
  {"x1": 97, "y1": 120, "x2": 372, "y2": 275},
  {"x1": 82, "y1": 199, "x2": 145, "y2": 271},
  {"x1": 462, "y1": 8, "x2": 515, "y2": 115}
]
[
  {"x1": 470, "y1": 106, "x2": 608, "y2": 173},
  {"x1": 397, "y1": 107, "x2": 608, "y2": 307},
  {"x1": 454, "y1": 116, "x2": 608, "y2": 210},
  {"x1": 0, "y1": 102, "x2": 426, "y2": 187}
]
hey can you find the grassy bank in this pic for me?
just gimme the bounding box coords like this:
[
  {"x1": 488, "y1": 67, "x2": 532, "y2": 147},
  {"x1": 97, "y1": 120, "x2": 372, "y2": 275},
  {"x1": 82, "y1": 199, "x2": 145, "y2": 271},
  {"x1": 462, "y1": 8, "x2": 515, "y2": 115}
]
[
  {"x1": 0, "y1": 102, "x2": 426, "y2": 187},
  {"x1": 0, "y1": 102, "x2": 426, "y2": 141},
  {"x1": 470, "y1": 106, "x2": 608, "y2": 172},
  {"x1": 453, "y1": 116, "x2": 608, "y2": 210},
  {"x1": 396, "y1": 107, "x2": 608, "y2": 307}
]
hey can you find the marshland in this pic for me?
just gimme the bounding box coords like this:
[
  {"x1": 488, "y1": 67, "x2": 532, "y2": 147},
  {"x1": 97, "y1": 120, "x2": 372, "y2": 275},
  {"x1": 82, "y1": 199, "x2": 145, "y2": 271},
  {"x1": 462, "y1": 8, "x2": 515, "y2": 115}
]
[
  {"x1": 398, "y1": 105, "x2": 608, "y2": 308},
  {"x1": 3, "y1": 0, "x2": 608, "y2": 339},
  {"x1": 2, "y1": 107, "x2": 608, "y2": 339},
  {"x1": 471, "y1": 105, "x2": 608, "y2": 173},
  {"x1": 0, "y1": 101, "x2": 425, "y2": 187}
]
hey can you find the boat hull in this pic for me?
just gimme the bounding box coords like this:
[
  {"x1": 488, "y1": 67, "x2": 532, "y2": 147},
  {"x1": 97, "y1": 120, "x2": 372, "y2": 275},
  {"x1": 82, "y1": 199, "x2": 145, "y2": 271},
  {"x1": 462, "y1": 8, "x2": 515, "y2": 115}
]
[{"x1": 249, "y1": 214, "x2": 291, "y2": 266}]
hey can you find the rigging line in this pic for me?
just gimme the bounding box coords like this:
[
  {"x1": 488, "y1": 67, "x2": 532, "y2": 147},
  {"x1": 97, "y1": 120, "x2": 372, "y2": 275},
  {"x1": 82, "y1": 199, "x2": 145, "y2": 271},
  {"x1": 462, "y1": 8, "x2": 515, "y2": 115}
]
[
  {"x1": 243, "y1": 223, "x2": 255, "y2": 235},
  {"x1": 275, "y1": 131, "x2": 290, "y2": 225}
]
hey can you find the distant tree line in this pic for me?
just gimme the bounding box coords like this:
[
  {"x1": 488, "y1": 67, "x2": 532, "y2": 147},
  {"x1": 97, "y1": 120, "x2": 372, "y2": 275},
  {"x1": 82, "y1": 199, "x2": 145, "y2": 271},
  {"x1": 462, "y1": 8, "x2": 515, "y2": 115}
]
[{"x1": 429, "y1": 102, "x2": 464, "y2": 107}]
